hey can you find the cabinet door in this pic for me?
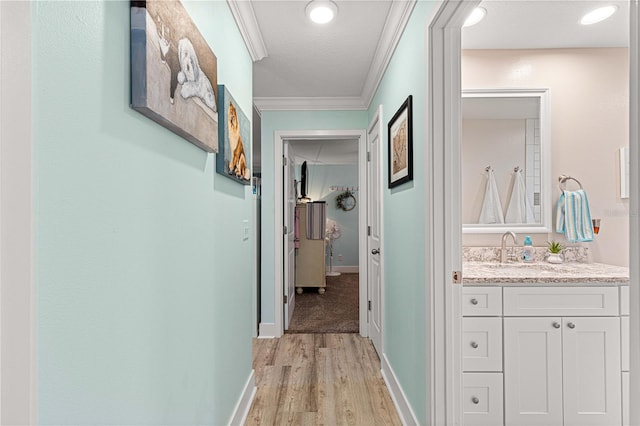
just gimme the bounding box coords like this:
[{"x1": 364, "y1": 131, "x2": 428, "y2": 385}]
[
  {"x1": 562, "y1": 317, "x2": 621, "y2": 426},
  {"x1": 504, "y1": 317, "x2": 563, "y2": 426}
]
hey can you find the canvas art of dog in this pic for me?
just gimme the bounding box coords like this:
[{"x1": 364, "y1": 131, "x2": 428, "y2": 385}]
[
  {"x1": 227, "y1": 102, "x2": 250, "y2": 181},
  {"x1": 155, "y1": 15, "x2": 216, "y2": 113}
]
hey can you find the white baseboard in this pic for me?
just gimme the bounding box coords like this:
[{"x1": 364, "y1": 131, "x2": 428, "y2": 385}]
[
  {"x1": 229, "y1": 370, "x2": 256, "y2": 425},
  {"x1": 381, "y1": 354, "x2": 419, "y2": 426},
  {"x1": 258, "y1": 322, "x2": 279, "y2": 338},
  {"x1": 330, "y1": 265, "x2": 359, "y2": 273}
]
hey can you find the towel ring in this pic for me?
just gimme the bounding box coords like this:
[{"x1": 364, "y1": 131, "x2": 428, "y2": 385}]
[{"x1": 558, "y1": 175, "x2": 583, "y2": 191}]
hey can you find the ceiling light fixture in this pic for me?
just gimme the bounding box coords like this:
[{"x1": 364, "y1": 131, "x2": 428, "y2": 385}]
[
  {"x1": 306, "y1": 0, "x2": 338, "y2": 24},
  {"x1": 580, "y1": 5, "x2": 618, "y2": 25},
  {"x1": 463, "y1": 7, "x2": 487, "y2": 28}
]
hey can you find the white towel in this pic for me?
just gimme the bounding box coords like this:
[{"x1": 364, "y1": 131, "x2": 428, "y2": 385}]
[
  {"x1": 479, "y1": 169, "x2": 505, "y2": 224},
  {"x1": 505, "y1": 169, "x2": 535, "y2": 224},
  {"x1": 556, "y1": 189, "x2": 594, "y2": 242}
]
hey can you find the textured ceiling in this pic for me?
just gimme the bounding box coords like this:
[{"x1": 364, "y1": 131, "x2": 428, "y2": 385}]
[
  {"x1": 462, "y1": 0, "x2": 629, "y2": 49},
  {"x1": 252, "y1": 0, "x2": 392, "y2": 99}
]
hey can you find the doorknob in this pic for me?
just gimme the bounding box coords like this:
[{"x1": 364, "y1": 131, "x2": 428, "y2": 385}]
[{"x1": 371, "y1": 248, "x2": 380, "y2": 255}]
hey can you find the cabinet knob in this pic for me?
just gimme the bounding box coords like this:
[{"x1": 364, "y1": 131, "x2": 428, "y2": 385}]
[
  {"x1": 567, "y1": 322, "x2": 576, "y2": 329},
  {"x1": 470, "y1": 298, "x2": 479, "y2": 305},
  {"x1": 371, "y1": 248, "x2": 380, "y2": 255},
  {"x1": 472, "y1": 397, "x2": 480, "y2": 404},
  {"x1": 552, "y1": 322, "x2": 561, "y2": 329},
  {"x1": 470, "y1": 341, "x2": 479, "y2": 349}
]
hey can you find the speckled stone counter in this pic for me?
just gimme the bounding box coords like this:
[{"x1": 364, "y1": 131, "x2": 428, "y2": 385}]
[{"x1": 463, "y1": 261, "x2": 629, "y2": 285}]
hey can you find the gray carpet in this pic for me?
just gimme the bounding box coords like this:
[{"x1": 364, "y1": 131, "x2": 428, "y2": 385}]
[{"x1": 286, "y1": 273, "x2": 359, "y2": 333}]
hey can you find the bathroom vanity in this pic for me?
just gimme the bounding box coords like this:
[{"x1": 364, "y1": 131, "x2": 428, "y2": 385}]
[{"x1": 462, "y1": 261, "x2": 630, "y2": 426}]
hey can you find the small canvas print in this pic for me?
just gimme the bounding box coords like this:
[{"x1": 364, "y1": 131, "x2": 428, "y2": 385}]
[
  {"x1": 130, "y1": 0, "x2": 218, "y2": 152},
  {"x1": 217, "y1": 85, "x2": 251, "y2": 185}
]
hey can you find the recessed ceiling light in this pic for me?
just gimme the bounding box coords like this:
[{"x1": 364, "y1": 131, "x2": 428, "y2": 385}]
[
  {"x1": 463, "y1": 7, "x2": 487, "y2": 28},
  {"x1": 580, "y1": 5, "x2": 618, "y2": 25},
  {"x1": 306, "y1": 1, "x2": 338, "y2": 25}
]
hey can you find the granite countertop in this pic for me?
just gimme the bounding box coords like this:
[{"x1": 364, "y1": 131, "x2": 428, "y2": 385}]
[{"x1": 463, "y1": 261, "x2": 630, "y2": 285}]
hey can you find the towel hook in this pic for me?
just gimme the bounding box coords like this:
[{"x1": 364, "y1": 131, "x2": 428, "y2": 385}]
[
  {"x1": 558, "y1": 175, "x2": 584, "y2": 191},
  {"x1": 514, "y1": 166, "x2": 520, "y2": 173},
  {"x1": 485, "y1": 165, "x2": 493, "y2": 172}
]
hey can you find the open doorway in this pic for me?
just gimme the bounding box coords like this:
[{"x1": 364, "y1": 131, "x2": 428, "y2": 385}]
[
  {"x1": 428, "y1": 1, "x2": 639, "y2": 424},
  {"x1": 284, "y1": 138, "x2": 361, "y2": 333},
  {"x1": 271, "y1": 129, "x2": 370, "y2": 340}
]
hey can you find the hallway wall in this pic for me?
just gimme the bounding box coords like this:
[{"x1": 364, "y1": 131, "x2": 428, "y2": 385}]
[
  {"x1": 367, "y1": 1, "x2": 439, "y2": 423},
  {"x1": 33, "y1": 1, "x2": 254, "y2": 424},
  {"x1": 259, "y1": 110, "x2": 368, "y2": 325}
]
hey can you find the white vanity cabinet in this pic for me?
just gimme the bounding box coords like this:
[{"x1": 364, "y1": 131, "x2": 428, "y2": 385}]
[
  {"x1": 463, "y1": 285, "x2": 626, "y2": 426},
  {"x1": 504, "y1": 316, "x2": 621, "y2": 426}
]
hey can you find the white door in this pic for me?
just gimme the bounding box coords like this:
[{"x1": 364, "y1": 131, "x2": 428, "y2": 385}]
[
  {"x1": 283, "y1": 143, "x2": 296, "y2": 329},
  {"x1": 504, "y1": 317, "x2": 564, "y2": 426},
  {"x1": 562, "y1": 317, "x2": 621, "y2": 426},
  {"x1": 367, "y1": 108, "x2": 383, "y2": 355}
]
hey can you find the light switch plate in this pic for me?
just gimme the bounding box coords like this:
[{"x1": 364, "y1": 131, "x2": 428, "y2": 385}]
[{"x1": 242, "y1": 220, "x2": 249, "y2": 241}]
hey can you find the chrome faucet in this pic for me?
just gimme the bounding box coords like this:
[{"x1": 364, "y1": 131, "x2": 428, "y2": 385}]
[{"x1": 500, "y1": 231, "x2": 517, "y2": 263}]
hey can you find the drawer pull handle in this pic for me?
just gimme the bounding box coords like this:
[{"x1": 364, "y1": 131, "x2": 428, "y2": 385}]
[
  {"x1": 472, "y1": 397, "x2": 480, "y2": 404},
  {"x1": 552, "y1": 322, "x2": 561, "y2": 329},
  {"x1": 470, "y1": 298, "x2": 479, "y2": 305},
  {"x1": 567, "y1": 322, "x2": 576, "y2": 329},
  {"x1": 470, "y1": 341, "x2": 479, "y2": 349}
]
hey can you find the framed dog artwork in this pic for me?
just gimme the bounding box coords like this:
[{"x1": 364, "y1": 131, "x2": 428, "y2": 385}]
[
  {"x1": 217, "y1": 86, "x2": 251, "y2": 185},
  {"x1": 130, "y1": 0, "x2": 219, "y2": 153}
]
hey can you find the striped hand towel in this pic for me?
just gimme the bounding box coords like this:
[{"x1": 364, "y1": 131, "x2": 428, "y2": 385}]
[{"x1": 555, "y1": 189, "x2": 594, "y2": 242}]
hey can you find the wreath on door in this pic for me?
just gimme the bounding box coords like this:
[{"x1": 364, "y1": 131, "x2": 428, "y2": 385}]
[{"x1": 336, "y1": 190, "x2": 357, "y2": 211}]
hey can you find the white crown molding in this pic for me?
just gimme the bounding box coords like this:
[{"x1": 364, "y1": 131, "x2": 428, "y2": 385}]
[
  {"x1": 361, "y1": 0, "x2": 417, "y2": 109},
  {"x1": 253, "y1": 96, "x2": 368, "y2": 112},
  {"x1": 227, "y1": 0, "x2": 268, "y2": 62},
  {"x1": 252, "y1": 0, "x2": 416, "y2": 111}
]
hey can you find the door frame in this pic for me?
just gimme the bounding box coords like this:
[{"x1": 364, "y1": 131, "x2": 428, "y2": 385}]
[
  {"x1": 430, "y1": 0, "x2": 640, "y2": 424},
  {"x1": 0, "y1": 2, "x2": 36, "y2": 423},
  {"x1": 272, "y1": 129, "x2": 368, "y2": 337},
  {"x1": 427, "y1": 1, "x2": 479, "y2": 424}
]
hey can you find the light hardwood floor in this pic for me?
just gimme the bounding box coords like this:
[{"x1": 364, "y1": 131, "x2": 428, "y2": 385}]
[{"x1": 247, "y1": 333, "x2": 402, "y2": 426}]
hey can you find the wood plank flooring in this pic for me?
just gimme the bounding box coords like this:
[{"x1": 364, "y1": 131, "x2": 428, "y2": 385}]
[{"x1": 247, "y1": 334, "x2": 402, "y2": 426}]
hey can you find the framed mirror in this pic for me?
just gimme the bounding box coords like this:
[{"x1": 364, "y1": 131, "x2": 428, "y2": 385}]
[{"x1": 462, "y1": 89, "x2": 551, "y2": 234}]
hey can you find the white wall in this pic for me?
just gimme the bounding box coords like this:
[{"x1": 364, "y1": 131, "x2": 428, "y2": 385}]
[{"x1": 462, "y1": 48, "x2": 629, "y2": 266}]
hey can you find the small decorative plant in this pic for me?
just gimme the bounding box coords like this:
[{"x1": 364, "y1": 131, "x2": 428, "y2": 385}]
[
  {"x1": 547, "y1": 240, "x2": 564, "y2": 264},
  {"x1": 547, "y1": 240, "x2": 564, "y2": 254}
]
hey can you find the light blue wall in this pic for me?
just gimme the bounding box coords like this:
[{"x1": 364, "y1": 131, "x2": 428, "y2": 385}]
[
  {"x1": 260, "y1": 111, "x2": 367, "y2": 324},
  {"x1": 303, "y1": 164, "x2": 360, "y2": 267},
  {"x1": 33, "y1": 1, "x2": 254, "y2": 424},
  {"x1": 368, "y1": 1, "x2": 438, "y2": 423}
]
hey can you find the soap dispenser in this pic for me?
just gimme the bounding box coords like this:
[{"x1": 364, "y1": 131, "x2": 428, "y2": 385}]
[{"x1": 522, "y1": 236, "x2": 534, "y2": 262}]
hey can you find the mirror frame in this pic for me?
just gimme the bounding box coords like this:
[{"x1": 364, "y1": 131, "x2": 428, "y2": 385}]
[{"x1": 462, "y1": 88, "x2": 552, "y2": 234}]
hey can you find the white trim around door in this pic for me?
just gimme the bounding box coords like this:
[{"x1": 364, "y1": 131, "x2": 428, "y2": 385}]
[
  {"x1": 629, "y1": 2, "x2": 640, "y2": 424},
  {"x1": 426, "y1": 1, "x2": 480, "y2": 425},
  {"x1": 0, "y1": 2, "x2": 36, "y2": 423},
  {"x1": 270, "y1": 129, "x2": 368, "y2": 338}
]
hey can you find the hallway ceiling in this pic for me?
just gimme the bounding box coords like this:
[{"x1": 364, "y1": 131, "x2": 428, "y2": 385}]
[{"x1": 232, "y1": 0, "x2": 629, "y2": 112}]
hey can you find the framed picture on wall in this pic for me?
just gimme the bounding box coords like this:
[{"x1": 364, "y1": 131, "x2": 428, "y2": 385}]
[
  {"x1": 388, "y1": 95, "x2": 413, "y2": 188},
  {"x1": 130, "y1": 0, "x2": 219, "y2": 153},
  {"x1": 216, "y1": 85, "x2": 251, "y2": 185}
]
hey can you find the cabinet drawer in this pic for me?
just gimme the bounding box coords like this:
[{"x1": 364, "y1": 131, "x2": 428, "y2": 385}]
[
  {"x1": 463, "y1": 287, "x2": 502, "y2": 316},
  {"x1": 463, "y1": 317, "x2": 503, "y2": 372},
  {"x1": 463, "y1": 373, "x2": 504, "y2": 426},
  {"x1": 503, "y1": 287, "x2": 619, "y2": 316}
]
